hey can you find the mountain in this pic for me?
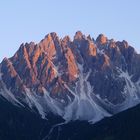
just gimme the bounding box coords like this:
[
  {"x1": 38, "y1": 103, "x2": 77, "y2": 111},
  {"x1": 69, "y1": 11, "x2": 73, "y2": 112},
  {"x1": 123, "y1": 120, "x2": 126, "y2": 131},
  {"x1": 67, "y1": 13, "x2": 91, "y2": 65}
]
[{"x1": 1, "y1": 31, "x2": 140, "y2": 124}]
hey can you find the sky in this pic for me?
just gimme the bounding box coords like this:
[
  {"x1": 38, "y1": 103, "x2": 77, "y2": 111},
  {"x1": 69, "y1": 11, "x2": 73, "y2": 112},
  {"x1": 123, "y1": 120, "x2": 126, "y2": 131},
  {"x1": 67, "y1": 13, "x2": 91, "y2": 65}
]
[{"x1": 0, "y1": 0, "x2": 140, "y2": 61}]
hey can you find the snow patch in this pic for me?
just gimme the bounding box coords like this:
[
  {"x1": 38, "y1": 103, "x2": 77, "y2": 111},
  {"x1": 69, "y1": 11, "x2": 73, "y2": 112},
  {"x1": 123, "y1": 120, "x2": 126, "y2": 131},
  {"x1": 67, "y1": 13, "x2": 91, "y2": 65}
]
[
  {"x1": 25, "y1": 88, "x2": 46, "y2": 119},
  {"x1": 0, "y1": 79, "x2": 24, "y2": 107},
  {"x1": 63, "y1": 65, "x2": 110, "y2": 123}
]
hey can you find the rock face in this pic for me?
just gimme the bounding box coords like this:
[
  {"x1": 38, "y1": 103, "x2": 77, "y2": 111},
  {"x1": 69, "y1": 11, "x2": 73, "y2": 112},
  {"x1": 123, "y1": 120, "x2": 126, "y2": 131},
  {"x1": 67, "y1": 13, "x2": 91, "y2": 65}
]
[{"x1": 0, "y1": 31, "x2": 140, "y2": 123}]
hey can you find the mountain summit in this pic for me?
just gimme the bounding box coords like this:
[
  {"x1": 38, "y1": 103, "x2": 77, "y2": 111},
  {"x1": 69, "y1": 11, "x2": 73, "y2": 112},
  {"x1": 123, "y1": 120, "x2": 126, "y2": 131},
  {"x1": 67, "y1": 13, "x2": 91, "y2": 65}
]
[{"x1": 0, "y1": 31, "x2": 140, "y2": 123}]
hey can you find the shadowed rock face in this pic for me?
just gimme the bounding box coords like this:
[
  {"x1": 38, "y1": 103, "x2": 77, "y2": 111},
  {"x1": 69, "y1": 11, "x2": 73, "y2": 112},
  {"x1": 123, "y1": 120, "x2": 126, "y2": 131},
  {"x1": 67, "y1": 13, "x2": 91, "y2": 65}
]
[{"x1": 0, "y1": 31, "x2": 140, "y2": 122}]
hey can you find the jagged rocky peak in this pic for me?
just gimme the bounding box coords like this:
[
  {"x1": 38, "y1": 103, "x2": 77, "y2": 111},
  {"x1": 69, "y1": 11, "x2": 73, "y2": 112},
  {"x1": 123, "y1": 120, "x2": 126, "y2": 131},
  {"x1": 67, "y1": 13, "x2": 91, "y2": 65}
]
[
  {"x1": 61, "y1": 35, "x2": 71, "y2": 48},
  {"x1": 96, "y1": 34, "x2": 107, "y2": 45},
  {"x1": 62, "y1": 35, "x2": 71, "y2": 42},
  {"x1": 87, "y1": 34, "x2": 93, "y2": 41},
  {"x1": 108, "y1": 39, "x2": 117, "y2": 48},
  {"x1": 38, "y1": 33, "x2": 60, "y2": 60},
  {"x1": 74, "y1": 31, "x2": 85, "y2": 40},
  {"x1": 42, "y1": 32, "x2": 61, "y2": 47},
  {"x1": 122, "y1": 40, "x2": 129, "y2": 48},
  {"x1": 1, "y1": 57, "x2": 17, "y2": 78},
  {"x1": 44, "y1": 32, "x2": 57, "y2": 40}
]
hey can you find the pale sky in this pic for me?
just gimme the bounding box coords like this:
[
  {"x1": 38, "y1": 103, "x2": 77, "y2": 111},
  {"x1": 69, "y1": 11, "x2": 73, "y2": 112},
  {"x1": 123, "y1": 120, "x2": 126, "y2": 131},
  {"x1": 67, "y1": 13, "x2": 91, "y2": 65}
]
[{"x1": 0, "y1": 0, "x2": 140, "y2": 61}]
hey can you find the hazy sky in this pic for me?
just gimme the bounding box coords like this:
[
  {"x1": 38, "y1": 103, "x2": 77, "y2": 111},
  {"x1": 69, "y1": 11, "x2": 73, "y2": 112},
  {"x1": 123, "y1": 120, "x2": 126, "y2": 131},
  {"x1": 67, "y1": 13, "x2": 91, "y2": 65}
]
[{"x1": 0, "y1": 0, "x2": 140, "y2": 61}]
